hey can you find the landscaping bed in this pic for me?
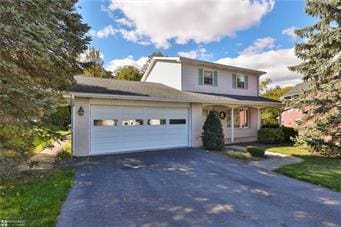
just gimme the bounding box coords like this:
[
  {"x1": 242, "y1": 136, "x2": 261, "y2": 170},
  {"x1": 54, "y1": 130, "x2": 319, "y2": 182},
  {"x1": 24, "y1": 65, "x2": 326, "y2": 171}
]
[{"x1": 0, "y1": 168, "x2": 75, "y2": 226}]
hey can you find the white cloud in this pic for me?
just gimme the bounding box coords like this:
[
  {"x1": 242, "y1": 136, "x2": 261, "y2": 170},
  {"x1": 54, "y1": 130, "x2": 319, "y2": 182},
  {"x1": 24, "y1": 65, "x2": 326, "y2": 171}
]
[
  {"x1": 115, "y1": 18, "x2": 134, "y2": 28},
  {"x1": 91, "y1": 25, "x2": 117, "y2": 38},
  {"x1": 282, "y1": 26, "x2": 298, "y2": 39},
  {"x1": 90, "y1": 26, "x2": 151, "y2": 45},
  {"x1": 216, "y1": 48, "x2": 302, "y2": 87},
  {"x1": 178, "y1": 47, "x2": 212, "y2": 60},
  {"x1": 239, "y1": 37, "x2": 275, "y2": 55},
  {"x1": 105, "y1": 55, "x2": 148, "y2": 73},
  {"x1": 107, "y1": 0, "x2": 275, "y2": 48},
  {"x1": 118, "y1": 29, "x2": 151, "y2": 46}
]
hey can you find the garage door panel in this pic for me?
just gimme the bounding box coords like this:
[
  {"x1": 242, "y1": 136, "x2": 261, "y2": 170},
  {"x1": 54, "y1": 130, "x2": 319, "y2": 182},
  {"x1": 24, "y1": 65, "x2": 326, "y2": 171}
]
[{"x1": 90, "y1": 105, "x2": 189, "y2": 155}]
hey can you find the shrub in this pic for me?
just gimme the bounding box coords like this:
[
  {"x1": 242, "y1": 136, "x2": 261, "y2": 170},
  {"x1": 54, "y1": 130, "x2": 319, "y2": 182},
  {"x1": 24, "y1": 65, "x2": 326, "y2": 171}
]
[
  {"x1": 49, "y1": 106, "x2": 71, "y2": 130},
  {"x1": 226, "y1": 151, "x2": 250, "y2": 159},
  {"x1": 247, "y1": 146, "x2": 266, "y2": 157},
  {"x1": 0, "y1": 156, "x2": 19, "y2": 181},
  {"x1": 257, "y1": 128, "x2": 285, "y2": 144},
  {"x1": 202, "y1": 111, "x2": 225, "y2": 151},
  {"x1": 261, "y1": 123, "x2": 280, "y2": 128},
  {"x1": 281, "y1": 126, "x2": 298, "y2": 142},
  {"x1": 57, "y1": 141, "x2": 72, "y2": 160}
]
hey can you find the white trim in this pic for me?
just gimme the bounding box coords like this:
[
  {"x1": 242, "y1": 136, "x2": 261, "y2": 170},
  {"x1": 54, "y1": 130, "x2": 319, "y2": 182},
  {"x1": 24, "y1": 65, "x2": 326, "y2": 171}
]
[
  {"x1": 70, "y1": 94, "x2": 76, "y2": 156},
  {"x1": 68, "y1": 92, "x2": 282, "y2": 107},
  {"x1": 231, "y1": 107, "x2": 234, "y2": 143},
  {"x1": 257, "y1": 107, "x2": 261, "y2": 130}
]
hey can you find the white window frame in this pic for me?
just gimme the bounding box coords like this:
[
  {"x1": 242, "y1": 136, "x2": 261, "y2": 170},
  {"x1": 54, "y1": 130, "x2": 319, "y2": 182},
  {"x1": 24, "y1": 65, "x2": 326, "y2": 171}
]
[
  {"x1": 203, "y1": 70, "x2": 214, "y2": 86},
  {"x1": 236, "y1": 75, "x2": 246, "y2": 89},
  {"x1": 233, "y1": 108, "x2": 250, "y2": 128}
]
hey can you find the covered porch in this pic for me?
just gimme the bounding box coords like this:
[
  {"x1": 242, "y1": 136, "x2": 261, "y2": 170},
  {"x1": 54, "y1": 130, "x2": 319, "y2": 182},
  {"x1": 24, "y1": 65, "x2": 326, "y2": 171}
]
[{"x1": 202, "y1": 103, "x2": 281, "y2": 144}]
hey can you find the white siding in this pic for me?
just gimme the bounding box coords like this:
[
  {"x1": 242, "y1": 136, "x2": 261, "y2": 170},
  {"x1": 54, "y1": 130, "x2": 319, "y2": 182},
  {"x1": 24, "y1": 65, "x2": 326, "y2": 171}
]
[
  {"x1": 181, "y1": 63, "x2": 259, "y2": 96},
  {"x1": 190, "y1": 103, "x2": 203, "y2": 147},
  {"x1": 144, "y1": 61, "x2": 182, "y2": 90}
]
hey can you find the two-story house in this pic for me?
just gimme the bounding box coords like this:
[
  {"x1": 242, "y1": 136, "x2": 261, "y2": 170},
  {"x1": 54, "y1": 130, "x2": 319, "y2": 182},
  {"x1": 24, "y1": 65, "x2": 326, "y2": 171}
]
[{"x1": 69, "y1": 57, "x2": 281, "y2": 156}]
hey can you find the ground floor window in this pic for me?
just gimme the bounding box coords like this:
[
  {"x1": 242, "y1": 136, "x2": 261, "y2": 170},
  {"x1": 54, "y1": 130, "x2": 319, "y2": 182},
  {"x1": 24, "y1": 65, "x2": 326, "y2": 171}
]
[
  {"x1": 234, "y1": 108, "x2": 249, "y2": 128},
  {"x1": 225, "y1": 108, "x2": 249, "y2": 128}
]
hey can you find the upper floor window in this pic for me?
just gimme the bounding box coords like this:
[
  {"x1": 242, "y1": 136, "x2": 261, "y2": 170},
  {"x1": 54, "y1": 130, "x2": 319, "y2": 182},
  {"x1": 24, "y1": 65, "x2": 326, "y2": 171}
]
[
  {"x1": 233, "y1": 74, "x2": 248, "y2": 89},
  {"x1": 198, "y1": 69, "x2": 218, "y2": 86},
  {"x1": 204, "y1": 70, "x2": 213, "y2": 85}
]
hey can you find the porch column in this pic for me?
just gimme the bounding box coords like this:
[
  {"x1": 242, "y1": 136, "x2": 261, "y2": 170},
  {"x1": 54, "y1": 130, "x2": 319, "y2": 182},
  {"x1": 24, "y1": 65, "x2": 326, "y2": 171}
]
[
  {"x1": 231, "y1": 107, "x2": 234, "y2": 143},
  {"x1": 257, "y1": 107, "x2": 261, "y2": 130},
  {"x1": 278, "y1": 109, "x2": 282, "y2": 126}
]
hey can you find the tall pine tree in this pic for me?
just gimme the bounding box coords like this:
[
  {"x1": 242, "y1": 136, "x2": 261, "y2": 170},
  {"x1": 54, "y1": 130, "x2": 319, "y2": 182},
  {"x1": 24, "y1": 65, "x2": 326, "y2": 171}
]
[{"x1": 288, "y1": 0, "x2": 340, "y2": 156}]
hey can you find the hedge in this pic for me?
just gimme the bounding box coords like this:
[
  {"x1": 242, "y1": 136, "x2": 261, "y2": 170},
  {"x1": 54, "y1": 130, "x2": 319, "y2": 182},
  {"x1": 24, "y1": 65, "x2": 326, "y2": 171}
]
[
  {"x1": 257, "y1": 128, "x2": 285, "y2": 144},
  {"x1": 246, "y1": 146, "x2": 265, "y2": 157},
  {"x1": 280, "y1": 126, "x2": 298, "y2": 142}
]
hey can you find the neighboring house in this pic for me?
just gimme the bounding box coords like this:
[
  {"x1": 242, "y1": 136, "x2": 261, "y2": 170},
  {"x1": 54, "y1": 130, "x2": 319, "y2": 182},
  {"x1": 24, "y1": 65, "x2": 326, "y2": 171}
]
[
  {"x1": 280, "y1": 82, "x2": 309, "y2": 128},
  {"x1": 69, "y1": 57, "x2": 281, "y2": 156}
]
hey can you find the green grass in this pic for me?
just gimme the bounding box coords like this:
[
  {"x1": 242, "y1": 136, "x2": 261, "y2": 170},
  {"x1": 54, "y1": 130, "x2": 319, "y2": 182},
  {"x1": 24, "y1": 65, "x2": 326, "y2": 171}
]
[
  {"x1": 267, "y1": 146, "x2": 341, "y2": 192},
  {"x1": 0, "y1": 168, "x2": 74, "y2": 226},
  {"x1": 226, "y1": 151, "x2": 250, "y2": 160}
]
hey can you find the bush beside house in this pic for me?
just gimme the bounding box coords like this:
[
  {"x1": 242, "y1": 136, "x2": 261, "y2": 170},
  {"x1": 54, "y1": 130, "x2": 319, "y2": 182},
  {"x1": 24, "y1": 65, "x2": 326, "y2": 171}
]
[
  {"x1": 202, "y1": 111, "x2": 225, "y2": 151},
  {"x1": 258, "y1": 125, "x2": 298, "y2": 144},
  {"x1": 258, "y1": 128, "x2": 285, "y2": 144}
]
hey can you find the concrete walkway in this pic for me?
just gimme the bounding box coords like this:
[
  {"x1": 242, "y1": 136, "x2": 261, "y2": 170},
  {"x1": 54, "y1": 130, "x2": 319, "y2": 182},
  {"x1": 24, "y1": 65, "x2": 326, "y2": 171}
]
[
  {"x1": 248, "y1": 151, "x2": 303, "y2": 171},
  {"x1": 19, "y1": 139, "x2": 69, "y2": 171}
]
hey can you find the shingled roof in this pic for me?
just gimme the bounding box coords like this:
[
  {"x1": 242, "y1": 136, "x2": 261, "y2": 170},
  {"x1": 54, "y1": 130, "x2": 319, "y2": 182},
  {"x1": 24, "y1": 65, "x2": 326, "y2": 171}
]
[
  {"x1": 69, "y1": 76, "x2": 280, "y2": 106},
  {"x1": 282, "y1": 82, "x2": 309, "y2": 98}
]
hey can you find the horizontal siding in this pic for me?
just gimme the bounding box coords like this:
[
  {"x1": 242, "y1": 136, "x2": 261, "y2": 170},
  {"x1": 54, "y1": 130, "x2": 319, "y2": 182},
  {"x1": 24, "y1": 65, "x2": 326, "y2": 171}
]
[{"x1": 181, "y1": 63, "x2": 259, "y2": 96}]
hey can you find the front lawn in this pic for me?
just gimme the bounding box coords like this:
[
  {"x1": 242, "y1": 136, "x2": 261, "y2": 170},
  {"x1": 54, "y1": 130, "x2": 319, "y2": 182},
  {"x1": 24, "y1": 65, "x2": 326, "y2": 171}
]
[
  {"x1": 0, "y1": 168, "x2": 74, "y2": 226},
  {"x1": 267, "y1": 146, "x2": 341, "y2": 192}
]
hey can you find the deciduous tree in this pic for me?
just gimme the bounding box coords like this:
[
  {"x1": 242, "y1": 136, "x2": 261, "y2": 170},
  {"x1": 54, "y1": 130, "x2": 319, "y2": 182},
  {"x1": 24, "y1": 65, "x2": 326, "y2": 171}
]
[
  {"x1": 81, "y1": 47, "x2": 113, "y2": 78},
  {"x1": 115, "y1": 66, "x2": 142, "y2": 81}
]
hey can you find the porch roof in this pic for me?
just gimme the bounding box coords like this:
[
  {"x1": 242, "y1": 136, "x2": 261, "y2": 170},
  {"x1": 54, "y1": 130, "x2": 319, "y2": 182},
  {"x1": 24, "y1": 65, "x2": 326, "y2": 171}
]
[{"x1": 186, "y1": 91, "x2": 282, "y2": 107}]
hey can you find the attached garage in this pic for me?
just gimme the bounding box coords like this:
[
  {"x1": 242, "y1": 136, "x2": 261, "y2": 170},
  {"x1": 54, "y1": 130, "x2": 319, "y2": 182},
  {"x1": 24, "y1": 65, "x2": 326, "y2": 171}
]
[
  {"x1": 90, "y1": 105, "x2": 189, "y2": 155},
  {"x1": 69, "y1": 76, "x2": 204, "y2": 156}
]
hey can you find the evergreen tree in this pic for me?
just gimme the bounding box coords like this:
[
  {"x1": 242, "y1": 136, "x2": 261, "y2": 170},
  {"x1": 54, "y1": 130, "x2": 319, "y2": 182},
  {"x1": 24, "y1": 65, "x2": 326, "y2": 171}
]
[
  {"x1": 0, "y1": 0, "x2": 90, "y2": 171},
  {"x1": 288, "y1": 0, "x2": 340, "y2": 156},
  {"x1": 202, "y1": 111, "x2": 225, "y2": 151}
]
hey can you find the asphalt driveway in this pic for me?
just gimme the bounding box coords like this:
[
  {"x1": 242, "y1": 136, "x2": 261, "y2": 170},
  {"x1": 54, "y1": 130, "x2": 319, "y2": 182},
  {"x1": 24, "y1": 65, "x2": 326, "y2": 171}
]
[{"x1": 57, "y1": 149, "x2": 341, "y2": 227}]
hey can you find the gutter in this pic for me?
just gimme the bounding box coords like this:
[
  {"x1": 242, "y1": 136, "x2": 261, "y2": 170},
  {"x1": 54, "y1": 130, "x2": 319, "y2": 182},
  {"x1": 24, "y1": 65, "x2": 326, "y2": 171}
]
[{"x1": 66, "y1": 91, "x2": 283, "y2": 107}]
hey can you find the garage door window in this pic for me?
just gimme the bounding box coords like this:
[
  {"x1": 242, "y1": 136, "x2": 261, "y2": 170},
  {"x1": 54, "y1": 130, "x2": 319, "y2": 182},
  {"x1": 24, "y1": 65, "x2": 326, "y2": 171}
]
[
  {"x1": 169, "y1": 119, "x2": 186, "y2": 125},
  {"x1": 122, "y1": 119, "x2": 144, "y2": 126},
  {"x1": 94, "y1": 119, "x2": 118, "y2": 126},
  {"x1": 148, "y1": 119, "x2": 166, "y2": 125}
]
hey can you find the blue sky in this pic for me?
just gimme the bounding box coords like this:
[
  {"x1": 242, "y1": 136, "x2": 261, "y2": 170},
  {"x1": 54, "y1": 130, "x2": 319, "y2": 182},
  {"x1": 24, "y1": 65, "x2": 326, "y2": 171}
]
[{"x1": 77, "y1": 0, "x2": 316, "y2": 86}]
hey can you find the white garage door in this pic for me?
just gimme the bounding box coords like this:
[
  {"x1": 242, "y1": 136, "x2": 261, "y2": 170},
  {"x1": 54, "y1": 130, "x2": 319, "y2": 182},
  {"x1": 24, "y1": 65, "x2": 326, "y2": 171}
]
[{"x1": 90, "y1": 105, "x2": 189, "y2": 155}]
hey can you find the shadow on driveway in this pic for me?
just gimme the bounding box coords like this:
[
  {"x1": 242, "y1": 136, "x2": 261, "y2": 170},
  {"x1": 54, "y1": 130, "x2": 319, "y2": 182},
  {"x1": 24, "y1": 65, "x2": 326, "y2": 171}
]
[{"x1": 57, "y1": 148, "x2": 341, "y2": 226}]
